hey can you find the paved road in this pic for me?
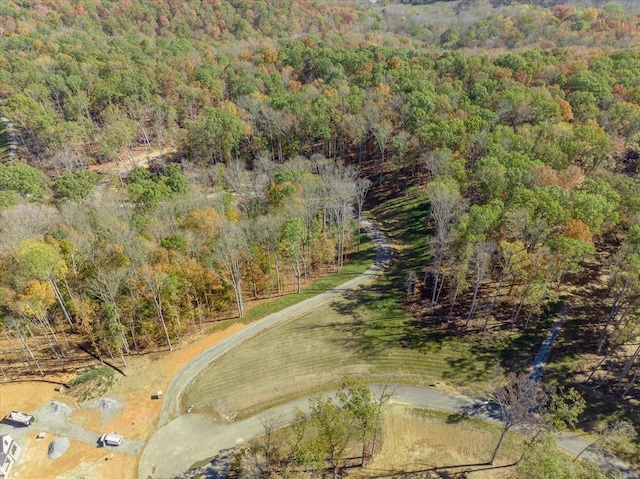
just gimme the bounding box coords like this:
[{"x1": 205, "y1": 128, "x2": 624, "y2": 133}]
[
  {"x1": 138, "y1": 217, "x2": 637, "y2": 479},
  {"x1": 529, "y1": 305, "x2": 567, "y2": 383}
]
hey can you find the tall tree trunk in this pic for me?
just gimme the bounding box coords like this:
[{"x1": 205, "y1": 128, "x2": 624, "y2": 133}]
[
  {"x1": 484, "y1": 276, "x2": 506, "y2": 330},
  {"x1": 5, "y1": 329, "x2": 30, "y2": 369},
  {"x1": 587, "y1": 354, "x2": 609, "y2": 383},
  {"x1": 597, "y1": 285, "x2": 629, "y2": 353},
  {"x1": 153, "y1": 296, "x2": 173, "y2": 351},
  {"x1": 18, "y1": 331, "x2": 44, "y2": 377},
  {"x1": 617, "y1": 344, "x2": 640, "y2": 387},
  {"x1": 233, "y1": 278, "x2": 244, "y2": 318},
  {"x1": 489, "y1": 426, "x2": 509, "y2": 465},
  {"x1": 50, "y1": 279, "x2": 75, "y2": 332},
  {"x1": 129, "y1": 320, "x2": 140, "y2": 355},
  {"x1": 623, "y1": 369, "x2": 639, "y2": 397},
  {"x1": 465, "y1": 282, "x2": 482, "y2": 329}
]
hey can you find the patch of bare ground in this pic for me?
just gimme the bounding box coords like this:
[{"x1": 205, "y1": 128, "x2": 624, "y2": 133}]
[
  {"x1": 5, "y1": 322, "x2": 246, "y2": 479},
  {"x1": 88, "y1": 146, "x2": 172, "y2": 175}
]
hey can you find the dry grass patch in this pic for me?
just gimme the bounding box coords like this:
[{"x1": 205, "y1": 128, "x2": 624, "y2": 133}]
[{"x1": 353, "y1": 406, "x2": 523, "y2": 479}]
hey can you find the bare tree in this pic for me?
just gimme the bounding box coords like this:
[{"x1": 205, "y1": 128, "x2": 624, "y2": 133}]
[
  {"x1": 4, "y1": 316, "x2": 44, "y2": 376},
  {"x1": 355, "y1": 177, "x2": 372, "y2": 251},
  {"x1": 483, "y1": 240, "x2": 528, "y2": 330},
  {"x1": 422, "y1": 148, "x2": 451, "y2": 180},
  {"x1": 465, "y1": 241, "x2": 495, "y2": 328},
  {"x1": 489, "y1": 370, "x2": 548, "y2": 465},
  {"x1": 137, "y1": 264, "x2": 173, "y2": 351},
  {"x1": 0, "y1": 204, "x2": 60, "y2": 247},
  {"x1": 211, "y1": 222, "x2": 247, "y2": 317},
  {"x1": 86, "y1": 265, "x2": 130, "y2": 366},
  {"x1": 319, "y1": 161, "x2": 357, "y2": 270},
  {"x1": 425, "y1": 179, "x2": 466, "y2": 309},
  {"x1": 224, "y1": 159, "x2": 249, "y2": 194},
  {"x1": 364, "y1": 100, "x2": 392, "y2": 185},
  {"x1": 252, "y1": 215, "x2": 284, "y2": 296}
]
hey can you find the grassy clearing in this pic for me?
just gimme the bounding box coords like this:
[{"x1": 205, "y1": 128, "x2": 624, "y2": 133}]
[
  {"x1": 365, "y1": 406, "x2": 526, "y2": 475},
  {"x1": 66, "y1": 366, "x2": 116, "y2": 401},
  {"x1": 239, "y1": 404, "x2": 525, "y2": 479},
  {"x1": 183, "y1": 193, "x2": 545, "y2": 419}
]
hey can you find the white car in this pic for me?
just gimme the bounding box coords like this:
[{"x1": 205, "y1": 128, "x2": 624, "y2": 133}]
[
  {"x1": 6, "y1": 410, "x2": 34, "y2": 426},
  {"x1": 100, "y1": 432, "x2": 123, "y2": 446}
]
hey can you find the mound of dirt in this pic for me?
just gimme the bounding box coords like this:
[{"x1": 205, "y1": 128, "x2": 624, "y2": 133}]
[
  {"x1": 48, "y1": 437, "x2": 70, "y2": 459},
  {"x1": 84, "y1": 397, "x2": 122, "y2": 418},
  {"x1": 49, "y1": 401, "x2": 72, "y2": 416}
]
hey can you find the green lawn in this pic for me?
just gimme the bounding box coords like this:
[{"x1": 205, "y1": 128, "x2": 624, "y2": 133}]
[{"x1": 182, "y1": 192, "x2": 548, "y2": 420}]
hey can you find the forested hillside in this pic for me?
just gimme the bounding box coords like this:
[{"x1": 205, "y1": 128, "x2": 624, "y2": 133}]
[{"x1": 1, "y1": 0, "x2": 640, "y2": 422}]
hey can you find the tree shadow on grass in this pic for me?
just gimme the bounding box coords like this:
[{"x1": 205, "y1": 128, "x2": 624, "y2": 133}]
[
  {"x1": 361, "y1": 459, "x2": 519, "y2": 478},
  {"x1": 325, "y1": 281, "x2": 454, "y2": 358},
  {"x1": 448, "y1": 301, "x2": 564, "y2": 382},
  {"x1": 322, "y1": 279, "x2": 564, "y2": 385}
]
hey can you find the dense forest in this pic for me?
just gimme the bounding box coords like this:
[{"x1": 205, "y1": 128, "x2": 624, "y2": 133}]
[{"x1": 2, "y1": 0, "x2": 640, "y2": 417}]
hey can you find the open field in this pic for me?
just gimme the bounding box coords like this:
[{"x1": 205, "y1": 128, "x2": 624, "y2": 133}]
[
  {"x1": 182, "y1": 194, "x2": 552, "y2": 420},
  {"x1": 352, "y1": 406, "x2": 523, "y2": 479}
]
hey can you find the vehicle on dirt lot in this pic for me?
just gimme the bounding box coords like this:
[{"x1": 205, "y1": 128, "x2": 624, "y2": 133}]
[
  {"x1": 5, "y1": 410, "x2": 34, "y2": 426},
  {"x1": 100, "y1": 432, "x2": 123, "y2": 446}
]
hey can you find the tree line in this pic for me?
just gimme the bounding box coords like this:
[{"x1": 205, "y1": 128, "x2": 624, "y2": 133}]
[
  {"x1": 0, "y1": 156, "x2": 370, "y2": 377},
  {"x1": 2, "y1": 0, "x2": 640, "y2": 396}
]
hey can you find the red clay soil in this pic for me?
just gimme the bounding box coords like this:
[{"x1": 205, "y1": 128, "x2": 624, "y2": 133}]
[{"x1": 3, "y1": 323, "x2": 246, "y2": 479}]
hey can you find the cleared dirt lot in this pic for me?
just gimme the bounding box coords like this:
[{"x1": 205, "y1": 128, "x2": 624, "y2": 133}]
[{"x1": 0, "y1": 323, "x2": 246, "y2": 479}]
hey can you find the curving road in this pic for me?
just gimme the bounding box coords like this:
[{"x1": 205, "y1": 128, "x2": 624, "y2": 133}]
[
  {"x1": 138, "y1": 216, "x2": 392, "y2": 477},
  {"x1": 156, "y1": 216, "x2": 392, "y2": 429},
  {"x1": 138, "y1": 217, "x2": 637, "y2": 479}
]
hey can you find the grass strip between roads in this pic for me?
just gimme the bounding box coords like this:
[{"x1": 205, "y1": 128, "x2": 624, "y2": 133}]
[{"x1": 182, "y1": 197, "x2": 547, "y2": 422}]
